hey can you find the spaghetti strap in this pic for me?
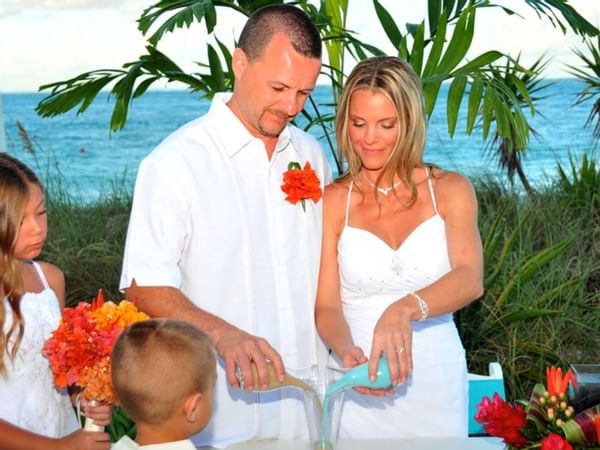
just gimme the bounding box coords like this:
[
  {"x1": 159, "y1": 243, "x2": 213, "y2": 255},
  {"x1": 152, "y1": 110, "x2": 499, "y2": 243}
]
[
  {"x1": 426, "y1": 167, "x2": 440, "y2": 216},
  {"x1": 344, "y1": 181, "x2": 354, "y2": 227},
  {"x1": 31, "y1": 261, "x2": 50, "y2": 290}
]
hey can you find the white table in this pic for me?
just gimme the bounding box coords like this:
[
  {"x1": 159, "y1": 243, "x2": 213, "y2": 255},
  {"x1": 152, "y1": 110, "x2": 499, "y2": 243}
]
[{"x1": 200, "y1": 437, "x2": 504, "y2": 449}]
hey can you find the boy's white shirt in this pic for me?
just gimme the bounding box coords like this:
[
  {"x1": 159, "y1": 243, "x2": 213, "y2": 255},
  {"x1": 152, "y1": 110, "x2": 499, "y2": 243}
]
[{"x1": 111, "y1": 436, "x2": 197, "y2": 450}]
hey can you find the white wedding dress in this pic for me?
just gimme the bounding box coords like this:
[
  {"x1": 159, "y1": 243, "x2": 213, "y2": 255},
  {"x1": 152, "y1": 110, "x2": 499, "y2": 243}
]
[
  {"x1": 0, "y1": 261, "x2": 79, "y2": 437},
  {"x1": 335, "y1": 172, "x2": 468, "y2": 438}
]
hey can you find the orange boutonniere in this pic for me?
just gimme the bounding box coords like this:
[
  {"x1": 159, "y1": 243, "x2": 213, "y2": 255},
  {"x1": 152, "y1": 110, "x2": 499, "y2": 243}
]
[{"x1": 281, "y1": 161, "x2": 322, "y2": 212}]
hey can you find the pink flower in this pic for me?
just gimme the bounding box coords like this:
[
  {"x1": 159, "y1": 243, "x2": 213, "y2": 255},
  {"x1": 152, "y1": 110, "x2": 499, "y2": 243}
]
[
  {"x1": 541, "y1": 433, "x2": 573, "y2": 450},
  {"x1": 475, "y1": 393, "x2": 528, "y2": 448}
]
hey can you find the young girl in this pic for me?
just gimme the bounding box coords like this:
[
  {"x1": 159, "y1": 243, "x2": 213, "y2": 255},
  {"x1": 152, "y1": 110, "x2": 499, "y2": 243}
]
[{"x1": 0, "y1": 153, "x2": 111, "y2": 450}]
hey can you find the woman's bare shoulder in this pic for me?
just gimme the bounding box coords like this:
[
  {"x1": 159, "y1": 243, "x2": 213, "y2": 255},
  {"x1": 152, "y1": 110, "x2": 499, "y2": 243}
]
[
  {"x1": 430, "y1": 168, "x2": 477, "y2": 217},
  {"x1": 432, "y1": 168, "x2": 474, "y2": 193},
  {"x1": 324, "y1": 178, "x2": 351, "y2": 201},
  {"x1": 323, "y1": 178, "x2": 351, "y2": 229}
]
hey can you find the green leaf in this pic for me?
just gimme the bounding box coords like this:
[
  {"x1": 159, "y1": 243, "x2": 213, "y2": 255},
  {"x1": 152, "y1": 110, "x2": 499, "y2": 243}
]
[
  {"x1": 499, "y1": 308, "x2": 560, "y2": 324},
  {"x1": 428, "y1": 0, "x2": 442, "y2": 36},
  {"x1": 482, "y1": 205, "x2": 506, "y2": 267},
  {"x1": 494, "y1": 237, "x2": 575, "y2": 308},
  {"x1": 397, "y1": 35, "x2": 409, "y2": 60},
  {"x1": 422, "y1": 79, "x2": 443, "y2": 116},
  {"x1": 447, "y1": 74, "x2": 467, "y2": 136},
  {"x1": 215, "y1": 36, "x2": 233, "y2": 77},
  {"x1": 110, "y1": 62, "x2": 143, "y2": 132},
  {"x1": 373, "y1": 0, "x2": 403, "y2": 48},
  {"x1": 422, "y1": 8, "x2": 447, "y2": 78},
  {"x1": 205, "y1": 2, "x2": 217, "y2": 33},
  {"x1": 484, "y1": 210, "x2": 528, "y2": 289},
  {"x1": 494, "y1": 94, "x2": 510, "y2": 139},
  {"x1": 524, "y1": 0, "x2": 599, "y2": 38},
  {"x1": 481, "y1": 84, "x2": 496, "y2": 140},
  {"x1": 466, "y1": 77, "x2": 484, "y2": 134},
  {"x1": 526, "y1": 383, "x2": 550, "y2": 432},
  {"x1": 453, "y1": 50, "x2": 503, "y2": 75},
  {"x1": 133, "y1": 76, "x2": 160, "y2": 98},
  {"x1": 138, "y1": 1, "x2": 228, "y2": 47},
  {"x1": 409, "y1": 21, "x2": 425, "y2": 76},
  {"x1": 507, "y1": 73, "x2": 534, "y2": 115},
  {"x1": 536, "y1": 277, "x2": 584, "y2": 306},
  {"x1": 437, "y1": 7, "x2": 475, "y2": 75},
  {"x1": 454, "y1": 0, "x2": 468, "y2": 15},
  {"x1": 207, "y1": 43, "x2": 225, "y2": 91},
  {"x1": 36, "y1": 70, "x2": 122, "y2": 117},
  {"x1": 561, "y1": 405, "x2": 600, "y2": 446}
]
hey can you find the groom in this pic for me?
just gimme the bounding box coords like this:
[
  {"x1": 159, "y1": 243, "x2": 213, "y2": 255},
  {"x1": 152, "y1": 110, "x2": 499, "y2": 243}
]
[{"x1": 120, "y1": 4, "x2": 331, "y2": 448}]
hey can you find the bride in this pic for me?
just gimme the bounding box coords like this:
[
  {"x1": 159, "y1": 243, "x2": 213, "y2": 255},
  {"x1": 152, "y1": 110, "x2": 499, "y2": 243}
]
[{"x1": 315, "y1": 56, "x2": 483, "y2": 438}]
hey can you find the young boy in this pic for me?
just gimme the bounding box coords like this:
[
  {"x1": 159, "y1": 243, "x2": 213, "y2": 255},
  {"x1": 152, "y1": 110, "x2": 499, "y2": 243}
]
[{"x1": 111, "y1": 318, "x2": 216, "y2": 449}]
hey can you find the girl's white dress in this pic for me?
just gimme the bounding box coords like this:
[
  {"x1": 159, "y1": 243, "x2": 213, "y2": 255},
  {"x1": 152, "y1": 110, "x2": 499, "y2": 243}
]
[
  {"x1": 335, "y1": 174, "x2": 468, "y2": 438},
  {"x1": 0, "y1": 261, "x2": 79, "y2": 437}
]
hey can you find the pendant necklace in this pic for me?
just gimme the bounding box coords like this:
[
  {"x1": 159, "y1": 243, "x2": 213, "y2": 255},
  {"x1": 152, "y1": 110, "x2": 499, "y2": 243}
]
[{"x1": 365, "y1": 178, "x2": 402, "y2": 196}]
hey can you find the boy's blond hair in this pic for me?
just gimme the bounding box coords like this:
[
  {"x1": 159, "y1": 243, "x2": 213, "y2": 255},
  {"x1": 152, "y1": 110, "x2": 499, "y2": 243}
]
[{"x1": 111, "y1": 318, "x2": 216, "y2": 425}]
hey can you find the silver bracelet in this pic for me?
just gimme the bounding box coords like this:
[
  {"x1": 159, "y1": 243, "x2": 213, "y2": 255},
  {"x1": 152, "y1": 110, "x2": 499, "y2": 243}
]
[{"x1": 409, "y1": 292, "x2": 429, "y2": 322}]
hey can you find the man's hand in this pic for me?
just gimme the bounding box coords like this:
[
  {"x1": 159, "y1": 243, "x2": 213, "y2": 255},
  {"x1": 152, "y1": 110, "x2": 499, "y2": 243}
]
[{"x1": 216, "y1": 328, "x2": 285, "y2": 391}]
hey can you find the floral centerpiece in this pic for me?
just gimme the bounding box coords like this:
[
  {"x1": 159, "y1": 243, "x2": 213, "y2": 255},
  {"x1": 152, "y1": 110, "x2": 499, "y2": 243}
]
[
  {"x1": 476, "y1": 366, "x2": 600, "y2": 449},
  {"x1": 43, "y1": 290, "x2": 149, "y2": 428}
]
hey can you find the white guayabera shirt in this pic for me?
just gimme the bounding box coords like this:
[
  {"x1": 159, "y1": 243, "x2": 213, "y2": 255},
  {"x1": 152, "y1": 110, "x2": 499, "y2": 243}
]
[{"x1": 120, "y1": 93, "x2": 332, "y2": 448}]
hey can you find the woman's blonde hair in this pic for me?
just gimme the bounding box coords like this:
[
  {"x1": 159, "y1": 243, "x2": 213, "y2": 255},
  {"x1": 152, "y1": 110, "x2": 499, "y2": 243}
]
[
  {"x1": 335, "y1": 56, "x2": 427, "y2": 206},
  {"x1": 0, "y1": 153, "x2": 42, "y2": 377}
]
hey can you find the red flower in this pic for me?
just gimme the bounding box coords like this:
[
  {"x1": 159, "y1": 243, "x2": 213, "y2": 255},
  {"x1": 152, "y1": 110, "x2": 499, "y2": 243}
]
[
  {"x1": 475, "y1": 393, "x2": 528, "y2": 448},
  {"x1": 546, "y1": 366, "x2": 577, "y2": 397},
  {"x1": 281, "y1": 161, "x2": 322, "y2": 211},
  {"x1": 541, "y1": 433, "x2": 573, "y2": 450},
  {"x1": 595, "y1": 416, "x2": 600, "y2": 445}
]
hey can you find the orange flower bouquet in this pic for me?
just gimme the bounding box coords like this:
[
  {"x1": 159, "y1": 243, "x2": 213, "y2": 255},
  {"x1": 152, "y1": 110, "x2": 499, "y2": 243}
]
[{"x1": 43, "y1": 290, "x2": 149, "y2": 430}]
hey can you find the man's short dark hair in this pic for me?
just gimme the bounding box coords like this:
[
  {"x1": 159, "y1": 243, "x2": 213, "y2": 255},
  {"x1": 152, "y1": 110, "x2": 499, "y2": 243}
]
[{"x1": 238, "y1": 4, "x2": 321, "y2": 61}]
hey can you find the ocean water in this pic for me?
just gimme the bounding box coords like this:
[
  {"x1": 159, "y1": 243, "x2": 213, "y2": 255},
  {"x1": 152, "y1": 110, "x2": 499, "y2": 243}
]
[{"x1": 1, "y1": 79, "x2": 597, "y2": 201}]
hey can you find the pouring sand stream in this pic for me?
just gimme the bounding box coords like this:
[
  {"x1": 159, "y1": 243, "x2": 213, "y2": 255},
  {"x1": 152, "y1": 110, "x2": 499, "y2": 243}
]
[{"x1": 238, "y1": 359, "x2": 393, "y2": 450}]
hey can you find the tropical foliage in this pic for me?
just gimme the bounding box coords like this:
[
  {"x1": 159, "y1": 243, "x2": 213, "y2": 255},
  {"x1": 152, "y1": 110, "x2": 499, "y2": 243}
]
[
  {"x1": 482, "y1": 55, "x2": 553, "y2": 195},
  {"x1": 569, "y1": 36, "x2": 600, "y2": 146},
  {"x1": 556, "y1": 151, "x2": 600, "y2": 211},
  {"x1": 459, "y1": 165, "x2": 599, "y2": 401},
  {"x1": 35, "y1": 0, "x2": 598, "y2": 180}
]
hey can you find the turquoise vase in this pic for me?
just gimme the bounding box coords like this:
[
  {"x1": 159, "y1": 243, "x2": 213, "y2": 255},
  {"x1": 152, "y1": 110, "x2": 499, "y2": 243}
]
[{"x1": 328, "y1": 357, "x2": 393, "y2": 393}]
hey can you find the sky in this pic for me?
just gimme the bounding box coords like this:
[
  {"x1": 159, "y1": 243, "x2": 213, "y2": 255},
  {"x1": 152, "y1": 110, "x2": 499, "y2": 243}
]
[{"x1": 0, "y1": 0, "x2": 599, "y2": 93}]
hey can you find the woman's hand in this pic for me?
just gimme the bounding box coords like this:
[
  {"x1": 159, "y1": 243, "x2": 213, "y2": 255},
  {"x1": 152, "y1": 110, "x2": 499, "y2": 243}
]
[
  {"x1": 80, "y1": 398, "x2": 112, "y2": 427},
  {"x1": 369, "y1": 298, "x2": 415, "y2": 387},
  {"x1": 340, "y1": 344, "x2": 367, "y2": 369},
  {"x1": 340, "y1": 345, "x2": 390, "y2": 397}
]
